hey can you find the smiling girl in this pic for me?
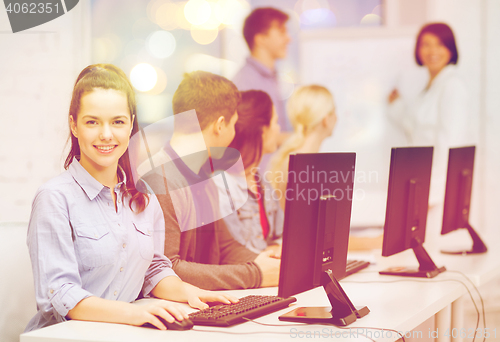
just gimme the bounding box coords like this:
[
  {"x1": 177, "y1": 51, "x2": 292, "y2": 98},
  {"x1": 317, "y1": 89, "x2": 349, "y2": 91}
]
[{"x1": 25, "y1": 64, "x2": 236, "y2": 332}]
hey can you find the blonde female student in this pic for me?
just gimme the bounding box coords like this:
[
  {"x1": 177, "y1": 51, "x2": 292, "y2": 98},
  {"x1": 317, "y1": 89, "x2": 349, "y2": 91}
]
[
  {"x1": 25, "y1": 64, "x2": 236, "y2": 332},
  {"x1": 268, "y1": 85, "x2": 336, "y2": 210}
]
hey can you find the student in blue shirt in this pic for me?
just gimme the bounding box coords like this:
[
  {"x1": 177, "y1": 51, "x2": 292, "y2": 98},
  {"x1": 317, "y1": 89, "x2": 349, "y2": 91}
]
[
  {"x1": 25, "y1": 64, "x2": 236, "y2": 332},
  {"x1": 213, "y1": 90, "x2": 283, "y2": 255}
]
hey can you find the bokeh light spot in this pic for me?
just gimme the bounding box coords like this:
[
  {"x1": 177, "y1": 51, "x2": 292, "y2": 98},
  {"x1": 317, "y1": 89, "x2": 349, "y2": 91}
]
[
  {"x1": 174, "y1": 2, "x2": 192, "y2": 29},
  {"x1": 147, "y1": 30, "x2": 176, "y2": 59},
  {"x1": 184, "y1": 0, "x2": 211, "y2": 26},
  {"x1": 130, "y1": 63, "x2": 158, "y2": 92},
  {"x1": 148, "y1": 67, "x2": 168, "y2": 95},
  {"x1": 191, "y1": 26, "x2": 218, "y2": 45},
  {"x1": 214, "y1": 0, "x2": 250, "y2": 26},
  {"x1": 155, "y1": 2, "x2": 180, "y2": 30}
]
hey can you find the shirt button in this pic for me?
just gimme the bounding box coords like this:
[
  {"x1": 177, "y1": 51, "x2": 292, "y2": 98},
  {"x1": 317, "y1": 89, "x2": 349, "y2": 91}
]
[
  {"x1": 50, "y1": 289, "x2": 54, "y2": 294},
  {"x1": 120, "y1": 267, "x2": 124, "y2": 272},
  {"x1": 122, "y1": 243, "x2": 126, "y2": 248},
  {"x1": 94, "y1": 234, "x2": 98, "y2": 238},
  {"x1": 114, "y1": 291, "x2": 117, "y2": 296},
  {"x1": 118, "y1": 199, "x2": 121, "y2": 203}
]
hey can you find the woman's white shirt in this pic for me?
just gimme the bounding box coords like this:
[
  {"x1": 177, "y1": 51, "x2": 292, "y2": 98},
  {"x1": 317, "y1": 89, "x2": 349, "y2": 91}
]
[{"x1": 389, "y1": 65, "x2": 475, "y2": 204}]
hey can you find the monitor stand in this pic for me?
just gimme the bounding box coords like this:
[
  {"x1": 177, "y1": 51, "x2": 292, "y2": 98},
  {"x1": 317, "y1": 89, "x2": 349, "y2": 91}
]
[
  {"x1": 380, "y1": 237, "x2": 446, "y2": 278},
  {"x1": 441, "y1": 222, "x2": 487, "y2": 255},
  {"x1": 279, "y1": 270, "x2": 369, "y2": 326}
]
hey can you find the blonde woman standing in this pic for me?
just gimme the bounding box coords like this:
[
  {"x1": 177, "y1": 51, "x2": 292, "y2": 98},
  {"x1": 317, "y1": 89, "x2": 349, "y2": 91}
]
[{"x1": 268, "y1": 85, "x2": 336, "y2": 209}]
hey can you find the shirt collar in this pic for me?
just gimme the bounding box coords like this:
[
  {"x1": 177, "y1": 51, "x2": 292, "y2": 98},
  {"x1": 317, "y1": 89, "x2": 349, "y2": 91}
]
[
  {"x1": 69, "y1": 158, "x2": 126, "y2": 201},
  {"x1": 246, "y1": 56, "x2": 277, "y2": 78},
  {"x1": 163, "y1": 143, "x2": 212, "y2": 184},
  {"x1": 433, "y1": 64, "x2": 456, "y2": 84}
]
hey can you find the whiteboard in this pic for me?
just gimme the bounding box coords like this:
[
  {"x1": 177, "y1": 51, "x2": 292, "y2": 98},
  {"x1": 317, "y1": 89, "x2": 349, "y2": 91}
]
[{"x1": 299, "y1": 32, "x2": 427, "y2": 226}]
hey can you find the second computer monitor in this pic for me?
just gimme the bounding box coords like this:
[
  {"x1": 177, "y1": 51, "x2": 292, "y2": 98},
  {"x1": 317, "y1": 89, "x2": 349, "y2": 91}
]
[
  {"x1": 278, "y1": 152, "x2": 355, "y2": 298},
  {"x1": 380, "y1": 146, "x2": 445, "y2": 278}
]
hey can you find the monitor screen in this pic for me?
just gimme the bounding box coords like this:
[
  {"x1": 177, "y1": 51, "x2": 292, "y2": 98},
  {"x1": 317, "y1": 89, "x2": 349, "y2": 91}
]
[
  {"x1": 278, "y1": 153, "x2": 356, "y2": 298},
  {"x1": 381, "y1": 147, "x2": 433, "y2": 257},
  {"x1": 442, "y1": 146, "x2": 475, "y2": 235}
]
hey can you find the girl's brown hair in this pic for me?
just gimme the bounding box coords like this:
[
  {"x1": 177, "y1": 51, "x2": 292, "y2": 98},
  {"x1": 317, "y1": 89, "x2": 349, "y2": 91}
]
[
  {"x1": 229, "y1": 90, "x2": 273, "y2": 170},
  {"x1": 64, "y1": 64, "x2": 149, "y2": 212}
]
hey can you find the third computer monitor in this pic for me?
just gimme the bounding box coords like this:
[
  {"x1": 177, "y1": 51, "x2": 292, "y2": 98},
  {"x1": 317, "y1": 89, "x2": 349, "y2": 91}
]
[{"x1": 441, "y1": 146, "x2": 487, "y2": 254}]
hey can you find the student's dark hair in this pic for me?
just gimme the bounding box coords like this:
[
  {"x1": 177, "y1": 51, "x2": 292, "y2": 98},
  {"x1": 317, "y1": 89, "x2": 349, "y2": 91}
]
[
  {"x1": 229, "y1": 90, "x2": 273, "y2": 170},
  {"x1": 172, "y1": 70, "x2": 241, "y2": 133},
  {"x1": 64, "y1": 64, "x2": 149, "y2": 213},
  {"x1": 415, "y1": 23, "x2": 459, "y2": 66},
  {"x1": 243, "y1": 7, "x2": 289, "y2": 51}
]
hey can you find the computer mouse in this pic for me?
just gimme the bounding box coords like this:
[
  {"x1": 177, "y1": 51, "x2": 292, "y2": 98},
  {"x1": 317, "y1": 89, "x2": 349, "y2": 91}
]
[{"x1": 159, "y1": 317, "x2": 194, "y2": 331}]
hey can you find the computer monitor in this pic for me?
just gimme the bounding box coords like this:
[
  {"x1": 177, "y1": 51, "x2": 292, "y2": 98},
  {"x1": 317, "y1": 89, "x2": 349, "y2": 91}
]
[
  {"x1": 441, "y1": 146, "x2": 487, "y2": 254},
  {"x1": 277, "y1": 153, "x2": 369, "y2": 326},
  {"x1": 380, "y1": 147, "x2": 446, "y2": 278},
  {"x1": 278, "y1": 152, "x2": 355, "y2": 297}
]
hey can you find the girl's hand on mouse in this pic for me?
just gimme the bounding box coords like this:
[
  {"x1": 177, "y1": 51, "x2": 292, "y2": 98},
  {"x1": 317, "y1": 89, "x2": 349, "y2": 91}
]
[{"x1": 130, "y1": 301, "x2": 189, "y2": 330}]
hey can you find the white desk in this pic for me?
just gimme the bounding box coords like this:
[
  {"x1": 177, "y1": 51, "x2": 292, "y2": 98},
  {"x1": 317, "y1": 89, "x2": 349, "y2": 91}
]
[
  {"x1": 20, "y1": 232, "x2": 500, "y2": 342},
  {"x1": 20, "y1": 268, "x2": 467, "y2": 342},
  {"x1": 365, "y1": 230, "x2": 500, "y2": 342}
]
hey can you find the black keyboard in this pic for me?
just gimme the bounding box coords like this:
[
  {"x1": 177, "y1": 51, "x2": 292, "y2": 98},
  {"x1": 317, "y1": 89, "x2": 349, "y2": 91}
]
[
  {"x1": 188, "y1": 295, "x2": 297, "y2": 327},
  {"x1": 345, "y1": 259, "x2": 370, "y2": 277}
]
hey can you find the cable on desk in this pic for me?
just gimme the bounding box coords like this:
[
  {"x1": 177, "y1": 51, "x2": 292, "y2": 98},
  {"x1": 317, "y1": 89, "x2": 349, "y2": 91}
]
[
  {"x1": 343, "y1": 278, "x2": 480, "y2": 342},
  {"x1": 448, "y1": 270, "x2": 486, "y2": 342}
]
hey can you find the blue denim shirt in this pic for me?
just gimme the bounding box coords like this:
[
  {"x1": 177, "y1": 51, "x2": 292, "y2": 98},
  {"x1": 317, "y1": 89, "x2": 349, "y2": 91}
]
[
  {"x1": 25, "y1": 159, "x2": 177, "y2": 331},
  {"x1": 213, "y1": 172, "x2": 284, "y2": 253}
]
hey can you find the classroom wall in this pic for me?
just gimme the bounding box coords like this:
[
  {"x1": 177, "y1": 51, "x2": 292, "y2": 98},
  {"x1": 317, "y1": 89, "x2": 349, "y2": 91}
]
[
  {"x1": 0, "y1": 3, "x2": 91, "y2": 222},
  {"x1": 483, "y1": 0, "x2": 500, "y2": 235},
  {"x1": 428, "y1": 0, "x2": 499, "y2": 236}
]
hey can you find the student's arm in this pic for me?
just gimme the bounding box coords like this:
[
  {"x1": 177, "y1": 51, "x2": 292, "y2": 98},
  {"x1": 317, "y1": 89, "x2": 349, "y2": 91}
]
[
  {"x1": 217, "y1": 217, "x2": 259, "y2": 263},
  {"x1": 144, "y1": 195, "x2": 238, "y2": 306},
  {"x1": 27, "y1": 187, "x2": 93, "y2": 325},
  {"x1": 67, "y1": 296, "x2": 188, "y2": 330},
  {"x1": 155, "y1": 190, "x2": 263, "y2": 290},
  {"x1": 150, "y1": 276, "x2": 238, "y2": 309},
  {"x1": 217, "y1": 218, "x2": 280, "y2": 287}
]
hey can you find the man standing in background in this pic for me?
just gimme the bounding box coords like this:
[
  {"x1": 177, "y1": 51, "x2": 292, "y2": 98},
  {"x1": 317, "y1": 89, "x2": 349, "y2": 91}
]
[{"x1": 233, "y1": 7, "x2": 292, "y2": 145}]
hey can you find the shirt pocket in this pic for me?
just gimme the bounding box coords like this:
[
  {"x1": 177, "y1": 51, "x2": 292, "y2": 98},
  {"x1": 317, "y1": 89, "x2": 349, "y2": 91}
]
[
  {"x1": 72, "y1": 223, "x2": 118, "y2": 270},
  {"x1": 133, "y1": 221, "x2": 154, "y2": 261},
  {"x1": 236, "y1": 206, "x2": 259, "y2": 242}
]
